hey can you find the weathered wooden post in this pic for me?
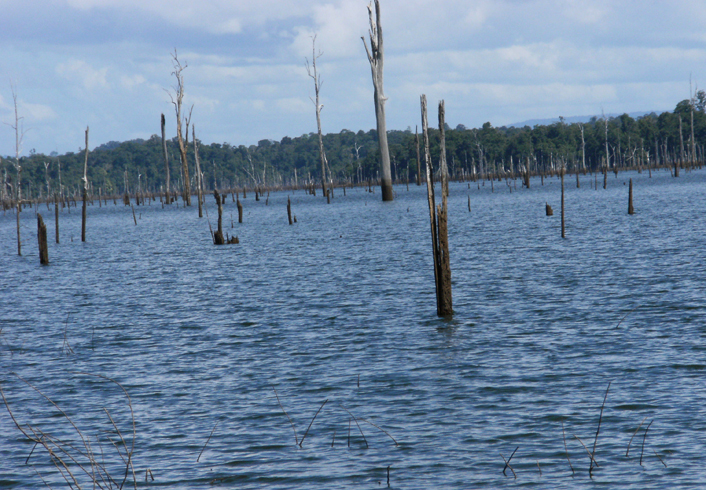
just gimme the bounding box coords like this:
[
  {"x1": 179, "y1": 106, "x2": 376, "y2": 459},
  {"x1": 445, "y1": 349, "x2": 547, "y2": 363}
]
[
  {"x1": 421, "y1": 95, "x2": 452, "y2": 317},
  {"x1": 81, "y1": 127, "x2": 89, "y2": 242},
  {"x1": 628, "y1": 178, "x2": 634, "y2": 215},
  {"x1": 287, "y1": 196, "x2": 293, "y2": 225},
  {"x1": 37, "y1": 214, "x2": 48, "y2": 265},
  {"x1": 213, "y1": 189, "x2": 225, "y2": 244},
  {"x1": 560, "y1": 167, "x2": 566, "y2": 239},
  {"x1": 546, "y1": 203, "x2": 553, "y2": 216},
  {"x1": 237, "y1": 197, "x2": 243, "y2": 223},
  {"x1": 54, "y1": 194, "x2": 60, "y2": 243}
]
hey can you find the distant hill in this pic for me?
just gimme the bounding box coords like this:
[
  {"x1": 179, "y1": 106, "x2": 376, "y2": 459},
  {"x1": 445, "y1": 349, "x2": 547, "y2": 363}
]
[{"x1": 508, "y1": 112, "x2": 653, "y2": 128}]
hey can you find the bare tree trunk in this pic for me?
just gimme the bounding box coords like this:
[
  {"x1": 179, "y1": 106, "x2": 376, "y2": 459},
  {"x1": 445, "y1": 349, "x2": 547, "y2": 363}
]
[
  {"x1": 437, "y1": 100, "x2": 452, "y2": 316},
  {"x1": 560, "y1": 167, "x2": 565, "y2": 239},
  {"x1": 161, "y1": 113, "x2": 171, "y2": 202},
  {"x1": 54, "y1": 194, "x2": 59, "y2": 243},
  {"x1": 10, "y1": 84, "x2": 25, "y2": 256},
  {"x1": 37, "y1": 214, "x2": 48, "y2": 265},
  {"x1": 306, "y1": 36, "x2": 328, "y2": 199},
  {"x1": 416, "y1": 126, "x2": 421, "y2": 185},
  {"x1": 628, "y1": 178, "x2": 634, "y2": 215},
  {"x1": 287, "y1": 196, "x2": 293, "y2": 225},
  {"x1": 421, "y1": 95, "x2": 452, "y2": 317},
  {"x1": 362, "y1": 0, "x2": 393, "y2": 201},
  {"x1": 82, "y1": 127, "x2": 89, "y2": 242},
  {"x1": 677, "y1": 115, "x2": 683, "y2": 177},
  {"x1": 193, "y1": 125, "x2": 203, "y2": 218},
  {"x1": 169, "y1": 50, "x2": 192, "y2": 205},
  {"x1": 213, "y1": 189, "x2": 224, "y2": 244}
]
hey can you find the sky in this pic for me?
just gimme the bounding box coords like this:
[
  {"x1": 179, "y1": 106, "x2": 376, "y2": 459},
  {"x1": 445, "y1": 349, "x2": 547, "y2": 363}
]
[{"x1": 1, "y1": 0, "x2": 705, "y2": 156}]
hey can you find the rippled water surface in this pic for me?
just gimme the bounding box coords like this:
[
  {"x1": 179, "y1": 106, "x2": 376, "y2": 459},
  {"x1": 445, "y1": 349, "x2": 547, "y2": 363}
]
[{"x1": 1, "y1": 169, "x2": 705, "y2": 489}]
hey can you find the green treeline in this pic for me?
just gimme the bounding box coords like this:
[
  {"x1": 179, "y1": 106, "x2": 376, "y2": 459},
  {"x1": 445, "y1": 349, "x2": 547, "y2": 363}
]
[{"x1": 4, "y1": 98, "x2": 705, "y2": 199}]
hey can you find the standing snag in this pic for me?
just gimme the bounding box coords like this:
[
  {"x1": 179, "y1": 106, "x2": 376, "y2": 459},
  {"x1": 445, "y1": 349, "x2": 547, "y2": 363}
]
[
  {"x1": 306, "y1": 35, "x2": 329, "y2": 199},
  {"x1": 421, "y1": 95, "x2": 452, "y2": 317},
  {"x1": 81, "y1": 126, "x2": 89, "y2": 242},
  {"x1": 167, "y1": 49, "x2": 193, "y2": 206},
  {"x1": 37, "y1": 214, "x2": 49, "y2": 265},
  {"x1": 362, "y1": 0, "x2": 393, "y2": 201}
]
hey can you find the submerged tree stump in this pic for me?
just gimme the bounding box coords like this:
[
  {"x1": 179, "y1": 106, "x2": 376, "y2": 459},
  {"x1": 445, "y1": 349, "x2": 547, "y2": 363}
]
[
  {"x1": 213, "y1": 190, "x2": 225, "y2": 245},
  {"x1": 546, "y1": 203, "x2": 554, "y2": 216},
  {"x1": 628, "y1": 178, "x2": 635, "y2": 215},
  {"x1": 421, "y1": 95, "x2": 452, "y2": 317},
  {"x1": 287, "y1": 196, "x2": 293, "y2": 225},
  {"x1": 237, "y1": 197, "x2": 243, "y2": 223},
  {"x1": 37, "y1": 214, "x2": 49, "y2": 265}
]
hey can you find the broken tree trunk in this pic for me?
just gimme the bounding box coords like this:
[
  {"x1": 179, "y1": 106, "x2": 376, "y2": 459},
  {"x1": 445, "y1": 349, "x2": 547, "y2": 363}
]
[
  {"x1": 54, "y1": 194, "x2": 59, "y2": 243},
  {"x1": 287, "y1": 196, "x2": 293, "y2": 225},
  {"x1": 37, "y1": 213, "x2": 48, "y2": 265},
  {"x1": 81, "y1": 126, "x2": 89, "y2": 242},
  {"x1": 561, "y1": 167, "x2": 566, "y2": 239},
  {"x1": 628, "y1": 178, "x2": 634, "y2": 215},
  {"x1": 237, "y1": 197, "x2": 243, "y2": 223},
  {"x1": 193, "y1": 125, "x2": 204, "y2": 218},
  {"x1": 161, "y1": 113, "x2": 171, "y2": 203},
  {"x1": 416, "y1": 126, "x2": 421, "y2": 185},
  {"x1": 362, "y1": 0, "x2": 393, "y2": 201},
  {"x1": 213, "y1": 189, "x2": 224, "y2": 245},
  {"x1": 421, "y1": 95, "x2": 452, "y2": 317}
]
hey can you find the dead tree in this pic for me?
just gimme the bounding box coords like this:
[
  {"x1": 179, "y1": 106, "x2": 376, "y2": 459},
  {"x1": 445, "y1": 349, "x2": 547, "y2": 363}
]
[
  {"x1": 306, "y1": 35, "x2": 329, "y2": 199},
  {"x1": 81, "y1": 127, "x2": 89, "y2": 242},
  {"x1": 167, "y1": 50, "x2": 193, "y2": 205},
  {"x1": 37, "y1": 214, "x2": 48, "y2": 264},
  {"x1": 213, "y1": 189, "x2": 224, "y2": 244},
  {"x1": 193, "y1": 125, "x2": 204, "y2": 218},
  {"x1": 7, "y1": 83, "x2": 27, "y2": 255},
  {"x1": 362, "y1": 0, "x2": 393, "y2": 201},
  {"x1": 161, "y1": 113, "x2": 171, "y2": 202},
  {"x1": 421, "y1": 95, "x2": 452, "y2": 317},
  {"x1": 415, "y1": 126, "x2": 421, "y2": 185}
]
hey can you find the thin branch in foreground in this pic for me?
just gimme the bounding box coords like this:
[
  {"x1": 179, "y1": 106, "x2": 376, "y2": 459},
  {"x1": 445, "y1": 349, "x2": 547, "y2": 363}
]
[
  {"x1": 272, "y1": 386, "x2": 298, "y2": 446},
  {"x1": 590, "y1": 381, "x2": 611, "y2": 476},
  {"x1": 197, "y1": 421, "x2": 219, "y2": 462},
  {"x1": 654, "y1": 450, "x2": 667, "y2": 468},
  {"x1": 562, "y1": 421, "x2": 574, "y2": 475},
  {"x1": 360, "y1": 418, "x2": 398, "y2": 446},
  {"x1": 299, "y1": 399, "x2": 328, "y2": 448},
  {"x1": 502, "y1": 446, "x2": 518, "y2": 476},
  {"x1": 339, "y1": 404, "x2": 368, "y2": 448},
  {"x1": 640, "y1": 420, "x2": 654, "y2": 466},
  {"x1": 626, "y1": 416, "x2": 648, "y2": 457},
  {"x1": 574, "y1": 435, "x2": 600, "y2": 469},
  {"x1": 500, "y1": 452, "x2": 517, "y2": 479}
]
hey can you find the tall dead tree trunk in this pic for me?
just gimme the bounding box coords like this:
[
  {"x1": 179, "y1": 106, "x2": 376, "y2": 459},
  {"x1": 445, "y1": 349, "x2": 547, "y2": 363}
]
[
  {"x1": 37, "y1": 214, "x2": 48, "y2": 265},
  {"x1": 362, "y1": 0, "x2": 393, "y2": 201},
  {"x1": 306, "y1": 35, "x2": 328, "y2": 199},
  {"x1": 193, "y1": 125, "x2": 204, "y2": 218},
  {"x1": 415, "y1": 126, "x2": 421, "y2": 185},
  {"x1": 10, "y1": 84, "x2": 25, "y2": 256},
  {"x1": 421, "y1": 95, "x2": 452, "y2": 317},
  {"x1": 677, "y1": 115, "x2": 684, "y2": 177},
  {"x1": 81, "y1": 126, "x2": 89, "y2": 242},
  {"x1": 168, "y1": 50, "x2": 192, "y2": 205},
  {"x1": 213, "y1": 189, "x2": 224, "y2": 245},
  {"x1": 161, "y1": 113, "x2": 171, "y2": 203}
]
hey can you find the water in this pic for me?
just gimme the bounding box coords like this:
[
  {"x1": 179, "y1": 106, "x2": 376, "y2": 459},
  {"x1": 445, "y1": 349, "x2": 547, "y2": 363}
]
[{"x1": 1, "y1": 169, "x2": 705, "y2": 488}]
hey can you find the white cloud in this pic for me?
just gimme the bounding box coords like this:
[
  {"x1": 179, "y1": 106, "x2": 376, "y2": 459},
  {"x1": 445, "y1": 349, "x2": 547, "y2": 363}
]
[
  {"x1": 21, "y1": 102, "x2": 58, "y2": 121},
  {"x1": 56, "y1": 59, "x2": 109, "y2": 90},
  {"x1": 120, "y1": 74, "x2": 146, "y2": 89}
]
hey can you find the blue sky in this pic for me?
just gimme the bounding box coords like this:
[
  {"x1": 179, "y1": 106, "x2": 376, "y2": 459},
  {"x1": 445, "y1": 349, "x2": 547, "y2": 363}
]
[{"x1": 1, "y1": 0, "x2": 705, "y2": 155}]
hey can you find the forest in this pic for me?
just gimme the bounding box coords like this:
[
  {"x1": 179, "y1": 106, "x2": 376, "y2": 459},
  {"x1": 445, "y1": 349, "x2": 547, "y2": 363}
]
[{"x1": 2, "y1": 96, "x2": 705, "y2": 201}]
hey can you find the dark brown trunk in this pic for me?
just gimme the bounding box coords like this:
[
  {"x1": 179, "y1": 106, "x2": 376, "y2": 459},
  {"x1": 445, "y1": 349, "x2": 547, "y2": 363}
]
[
  {"x1": 287, "y1": 196, "x2": 293, "y2": 225},
  {"x1": 37, "y1": 214, "x2": 49, "y2": 265},
  {"x1": 213, "y1": 189, "x2": 224, "y2": 245},
  {"x1": 628, "y1": 178, "x2": 634, "y2": 215},
  {"x1": 237, "y1": 198, "x2": 243, "y2": 223}
]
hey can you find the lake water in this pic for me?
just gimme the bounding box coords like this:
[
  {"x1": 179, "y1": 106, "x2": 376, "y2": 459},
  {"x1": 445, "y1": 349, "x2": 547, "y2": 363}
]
[{"x1": 1, "y1": 168, "x2": 705, "y2": 489}]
